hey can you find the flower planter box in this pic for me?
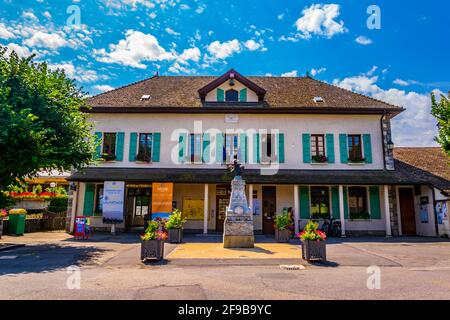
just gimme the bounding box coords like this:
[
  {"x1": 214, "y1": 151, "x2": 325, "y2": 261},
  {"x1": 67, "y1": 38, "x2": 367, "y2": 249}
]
[
  {"x1": 275, "y1": 229, "x2": 291, "y2": 243},
  {"x1": 141, "y1": 239, "x2": 164, "y2": 261},
  {"x1": 301, "y1": 240, "x2": 326, "y2": 261},
  {"x1": 168, "y1": 228, "x2": 183, "y2": 243},
  {"x1": 0, "y1": 218, "x2": 4, "y2": 239},
  {"x1": 14, "y1": 200, "x2": 51, "y2": 210}
]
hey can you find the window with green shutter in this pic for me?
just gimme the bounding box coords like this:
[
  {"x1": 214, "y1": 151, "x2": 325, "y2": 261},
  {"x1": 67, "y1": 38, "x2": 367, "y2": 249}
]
[
  {"x1": 202, "y1": 133, "x2": 211, "y2": 163},
  {"x1": 216, "y1": 133, "x2": 224, "y2": 164},
  {"x1": 326, "y1": 134, "x2": 335, "y2": 164},
  {"x1": 339, "y1": 134, "x2": 348, "y2": 164},
  {"x1": 217, "y1": 88, "x2": 224, "y2": 102},
  {"x1": 115, "y1": 132, "x2": 125, "y2": 161},
  {"x1": 129, "y1": 132, "x2": 138, "y2": 162},
  {"x1": 83, "y1": 184, "x2": 95, "y2": 216},
  {"x1": 277, "y1": 133, "x2": 285, "y2": 163},
  {"x1": 152, "y1": 132, "x2": 161, "y2": 162},
  {"x1": 331, "y1": 186, "x2": 340, "y2": 219},
  {"x1": 369, "y1": 186, "x2": 381, "y2": 219},
  {"x1": 302, "y1": 134, "x2": 311, "y2": 163},
  {"x1": 239, "y1": 88, "x2": 247, "y2": 102},
  {"x1": 363, "y1": 134, "x2": 373, "y2": 164},
  {"x1": 95, "y1": 132, "x2": 102, "y2": 159},
  {"x1": 299, "y1": 186, "x2": 310, "y2": 219},
  {"x1": 178, "y1": 133, "x2": 187, "y2": 163}
]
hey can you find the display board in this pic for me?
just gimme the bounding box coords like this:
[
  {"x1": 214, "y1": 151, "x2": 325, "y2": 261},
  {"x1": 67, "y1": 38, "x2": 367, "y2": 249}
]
[
  {"x1": 151, "y1": 183, "x2": 173, "y2": 219},
  {"x1": 182, "y1": 197, "x2": 204, "y2": 220},
  {"x1": 102, "y1": 181, "x2": 125, "y2": 224}
]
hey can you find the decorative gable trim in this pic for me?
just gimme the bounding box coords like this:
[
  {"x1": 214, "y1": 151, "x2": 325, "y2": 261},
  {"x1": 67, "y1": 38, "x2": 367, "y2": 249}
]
[{"x1": 198, "y1": 69, "x2": 266, "y2": 103}]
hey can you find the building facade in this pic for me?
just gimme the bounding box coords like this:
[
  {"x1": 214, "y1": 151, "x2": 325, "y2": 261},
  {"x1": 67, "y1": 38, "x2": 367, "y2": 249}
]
[{"x1": 67, "y1": 69, "x2": 450, "y2": 237}]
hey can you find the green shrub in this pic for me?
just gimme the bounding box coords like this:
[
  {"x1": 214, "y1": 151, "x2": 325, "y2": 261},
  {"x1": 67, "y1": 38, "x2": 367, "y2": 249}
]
[
  {"x1": 165, "y1": 209, "x2": 186, "y2": 229},
  {"x1": 47, "y1": 196, "x2": 68, "y2": 213},
  {"x1": 274, "y1": 213, "x2": 291, "y2": 230}
]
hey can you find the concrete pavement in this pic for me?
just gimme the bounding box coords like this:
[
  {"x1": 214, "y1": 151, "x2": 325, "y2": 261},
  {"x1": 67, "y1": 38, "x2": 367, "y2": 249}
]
[{"x1": 1, "y1": 232, "x2": 450, "y2": 300}]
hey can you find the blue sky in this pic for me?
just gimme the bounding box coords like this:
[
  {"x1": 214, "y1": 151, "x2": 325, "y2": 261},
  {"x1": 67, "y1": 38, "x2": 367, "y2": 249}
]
[{"x1": 0, "y1": 0, "x2": 449, "y2": 147}]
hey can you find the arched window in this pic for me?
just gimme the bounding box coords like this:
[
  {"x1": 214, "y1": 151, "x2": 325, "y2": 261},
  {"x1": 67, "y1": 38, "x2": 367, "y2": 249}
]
[{"x1": 225, "y1": 89, "x2": 239, "y2": 102}]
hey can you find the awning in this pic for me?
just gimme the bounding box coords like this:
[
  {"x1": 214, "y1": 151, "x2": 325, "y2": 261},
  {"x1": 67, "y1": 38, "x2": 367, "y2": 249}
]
[{"x1": 67, "y1": 167, "x2": 427, "y2": 186}]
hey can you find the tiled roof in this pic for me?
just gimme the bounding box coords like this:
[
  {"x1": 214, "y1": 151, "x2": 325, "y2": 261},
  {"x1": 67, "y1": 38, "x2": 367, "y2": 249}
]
[
  {"x1": 87, "y1": 75, "x2": 402, "y2": 112},
  {"x1": 394, "y1": 147, "x2": 450, "y2": 193}
]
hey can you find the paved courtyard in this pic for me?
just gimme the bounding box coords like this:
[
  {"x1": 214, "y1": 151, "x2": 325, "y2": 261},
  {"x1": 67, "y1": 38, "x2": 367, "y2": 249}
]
[{"x1": 1, "y1": 232, "x2": 450, "y2": 300}]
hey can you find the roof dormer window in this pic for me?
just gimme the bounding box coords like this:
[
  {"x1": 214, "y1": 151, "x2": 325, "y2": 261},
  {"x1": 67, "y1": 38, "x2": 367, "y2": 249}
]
[{"x1": 225, "y1": 89, "x2": 239, "y2": 102}]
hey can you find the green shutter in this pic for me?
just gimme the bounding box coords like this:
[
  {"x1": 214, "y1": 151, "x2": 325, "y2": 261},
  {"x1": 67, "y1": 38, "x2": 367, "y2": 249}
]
[
  {"x1": 116, "y1": 132, "x2": 125, "y2": 161},
  {"x1": 363, "y1": 134, "x2": 373, "y2": 164},
  {"x1": 202, "y1": 133, "x2": 211, "y2": 163},
  {"x1": 343, "y1": 187, "x2": 349, "y2": 219},
  {"x1": 339, "y1": 134, "x2": 348, "y2": 164},
  {"x1": 215, "y1": 133, "x2": 224, "y2": 164},
  {"x1": 239, "y1": 88, "x2": 247, "y2": 102},
  {"x1": 326, "y1": 134, "x2": 335, "y2": 164},
  {"x1": 239, "y1": 133, "x2": 247, "y2": 163},
  {"x1": 299, "y1": 186, "x2": 310, "y2": 219},
  {"x1": 253, "y1": 133, "x2": 260, "y2": 164},
  {"x1": 129, "y1": 132, "x2": 137, "y2": 162},
  {"x1": 178, "y1": 133, "x2": 187, "y2": 163},
  {"x1": 152, "y1": 133, "x2": 161, "y2": 162},
  {"x1": 369, "y1": 186, "x2": 381, "y2": 219},
  {"x1": 277, "y1": 133, "x2": 285, "y2": 163},
  {"x1": 95, "y1": 132, "x2": 102, "y2": 159},
  {"x1": 217, "y1": 88, "x2": 224, "y2": 102},
  {"x1": 302, "y1": 134, "x2": 311, "y2": 163},
  {"x1": 331, "y1": 187, "x2": 340, "y2": 219},
  {"x1": 83, "y1": 184, "x2": 95, "y2": 217}
]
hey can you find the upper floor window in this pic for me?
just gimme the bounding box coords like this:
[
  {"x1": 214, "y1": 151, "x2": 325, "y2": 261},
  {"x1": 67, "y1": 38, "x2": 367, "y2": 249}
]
[
  {"x1": 348, "y1": 187, "x2": 369, "y2": 219},
  {"x1": 137, "y1": 133, "x2": 153, "y2": 162},
  {"x1": 102, "y1": 133, "x2": 116, "y2": 161},
  {"x1": 348, "y1": 134, "x2": 364, "y2": 162},
  {"x1": 225, "y1": 89, "x2": 239, "y2": 102},
  {"x1": 261, "y1": 133, "x2": 276, "y2": 164},
  {"x1": 224, "y1": 134, "x2": 239, "y2": 163},
  {"x1": 189, "y1": 133, "x2": 202, "y2": 163},
  {"x1": 311, "y1": 134, "x2": 327, "y2": 163}
]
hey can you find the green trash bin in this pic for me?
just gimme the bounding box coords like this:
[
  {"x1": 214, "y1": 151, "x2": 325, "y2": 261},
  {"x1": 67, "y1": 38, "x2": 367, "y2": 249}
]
[{"x1": 8, "y1": 209, "x2": 27, "y2": 236}]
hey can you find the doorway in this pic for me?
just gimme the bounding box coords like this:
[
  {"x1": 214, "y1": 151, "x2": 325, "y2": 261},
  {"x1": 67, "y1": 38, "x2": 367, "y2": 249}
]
[
  {"x1": 126, "y1": 186, "x2": 152, "y2": 229},
  {"x1": 399, "y1": 188, "x2": 417, "y2": 235},
  {"x1": 216, "y1": 185, "x2": 231, "y2": 232},
  {"x1": 262, "y1": 186, "x2": 276, "y2": 234}
]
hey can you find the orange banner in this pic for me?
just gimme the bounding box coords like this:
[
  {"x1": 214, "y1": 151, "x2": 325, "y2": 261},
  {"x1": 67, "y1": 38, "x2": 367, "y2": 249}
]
[{"x1": 151, "y1": 183, "x2": 173, "y2": 213}]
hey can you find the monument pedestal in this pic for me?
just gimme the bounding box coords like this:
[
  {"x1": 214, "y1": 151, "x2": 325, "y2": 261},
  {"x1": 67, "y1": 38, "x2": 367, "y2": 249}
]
[{"x1": 223, "y1": 176, "x2": 255, "y2": 248}]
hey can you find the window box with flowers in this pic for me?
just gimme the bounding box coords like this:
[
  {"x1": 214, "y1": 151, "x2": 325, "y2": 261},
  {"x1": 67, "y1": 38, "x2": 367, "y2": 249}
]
[
  {"x1": 101, "y1": 153, "x2": 116, "y2": 162},
  {"x1": 311, "y1": 155, "x2": 328, "y2": 164},
  {"x1": 140, "y1": 220, "x2": 167, "y2": 261},
  {"x1": 297, "y1": 221, "x2": 327, "y2": 261}
]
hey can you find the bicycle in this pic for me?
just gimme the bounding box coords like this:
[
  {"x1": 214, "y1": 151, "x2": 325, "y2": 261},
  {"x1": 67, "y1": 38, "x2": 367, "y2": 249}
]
[{"x1": 321, "y1": 217, "x2": 342, "y2": 238}]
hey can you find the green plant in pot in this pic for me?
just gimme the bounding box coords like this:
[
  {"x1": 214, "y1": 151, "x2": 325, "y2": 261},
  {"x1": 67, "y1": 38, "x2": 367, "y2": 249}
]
[
  {"x1": 274, "y1": 213, "x2": 292, "y2": 243},
  {"x1": 297, "y1": 220, "x2": 327, "y2": 261},
  {"x1": 140, "y1": 220, "x2": 167, "y2": 261},
  {"x1": 166, "y1": 209, "x2": 186, "y2": 243}
]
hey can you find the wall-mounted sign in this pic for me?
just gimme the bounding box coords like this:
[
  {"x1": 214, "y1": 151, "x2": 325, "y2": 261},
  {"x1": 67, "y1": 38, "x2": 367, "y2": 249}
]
[
  {"x1": 225, "y1": 114, "x2": 239, "y2": 123},
  {"x1": 182, "y1": 197, "x2": 204, "y2": 220},
  {"x1": 102, "y1": 181, "x2": 125, "y2": 224},
  {"x1": 151, "y1": 183, "x2": 173, "y2": 215},
  {"x1": 420, "y1": 196, "x2": 429, "y2": 205}
]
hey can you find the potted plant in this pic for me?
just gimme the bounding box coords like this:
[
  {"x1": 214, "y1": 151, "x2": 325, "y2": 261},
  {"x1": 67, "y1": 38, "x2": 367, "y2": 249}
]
[
  {"x1": 140, "y1": 220, "x2": 167, "y2": 261},
  {"x1": 274, "y1": 213, "x2": 292, "y2": 243},
  {"x1": 0, "y1": 209, "x2": 7, "y2": 239},
  {"x1": 297, "y1": 220, "x2": 327, "y2": 261},
  {"x1": 165, "y1": 209, "x2": 186, "y2": 243}
]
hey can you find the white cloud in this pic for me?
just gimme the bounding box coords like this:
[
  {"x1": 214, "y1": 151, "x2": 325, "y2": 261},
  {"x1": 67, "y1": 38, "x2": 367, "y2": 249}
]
[
  {"x1": 206, "y1": 39, "x2": 241, "y2": 60},
  {"x1": 93, "y1": 85, "x2": 115, "y2": 92},
  {"x1": 277, "y1": 13, "x2": 285, "y2": 20},
  {"x1": 148, "y1": 12, "x2": 157, "y2": 19},
  {"x1": 180, "y1": 4, "x2": 190, "y2": 10},
  {"x1": 23, "y1": 31, "x2": 67, "y2": 49},
  {"x1": 43, "y1": 11, "x2": 52, "y2": 20},
  {"x1": 4, "y1": 43, "x2": 32, "y2": 58},
  {"x1": 165, "y1": 27, "x2": 180, "y2": 36},
  {"x1": 94, "y1": 30, "x2": 174, "y2": 69},
  {"x1": 0, "y1": 23, "x2": 15, "y2": 39},
  {"x1": 196, "y1": 5, "x2": 206, "y2": 14},
  {"x1": 243, "y1": 39, "x2": 261, "y2": 51},
  {"x1": 311, "y1": 67, "x2": 326, "y2": 76},
  {"x1": 177, "y1": 47, "x2": 201, "y2": 64},
  {"x1": 355, "y1": 35, "x2": 373, "y2": 45},
  {"x1": 295, "y1": 4, "x2": 347, "y2": 39},
  {"x1": 281, "y1": 70, "x2": 298, "y2": 77},
  {"x1": 333, "y1": 72, "x2": 439, "y2": 147},
  {"x1": 48, "y1": 62, "x2": 104, "y2": 83},
  {"x1": 101, "y1": 0, "x2": 155, "y2": 11},
  {"x1": 22, "y1": 11, "x2": 38, "y2": 21},
  {"x1": 393, "y1": 78, "x2": 411, "y2": 86}
]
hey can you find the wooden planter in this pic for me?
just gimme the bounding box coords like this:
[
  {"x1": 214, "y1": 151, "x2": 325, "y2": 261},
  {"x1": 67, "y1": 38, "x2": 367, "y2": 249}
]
[
  {"x1": 301, "y1": 240, "x2": 327, "y2": 261},
  {"x1": 0, "y1": 218, "x2": 3, "y2": 239},
  {"x1": 168, "y1": 228, "x2": 183, "y2": 243},
  {"x1": 275, "y1": 228, "x2": 291, "y2": 243},
  {"x1": 141, "y1": 239, "x2": 164, "y2": 261}
]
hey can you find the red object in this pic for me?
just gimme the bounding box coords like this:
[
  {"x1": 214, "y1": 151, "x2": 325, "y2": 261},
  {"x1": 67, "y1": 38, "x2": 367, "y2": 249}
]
[{"x1": 74, "y1": 216, "x2": 91, "y2": 240}]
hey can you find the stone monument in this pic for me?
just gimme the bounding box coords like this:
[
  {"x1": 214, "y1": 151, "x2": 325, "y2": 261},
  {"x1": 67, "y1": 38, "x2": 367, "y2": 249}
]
[{"x1": 223, "y1": 156, "x2": 255, "y2": 248}]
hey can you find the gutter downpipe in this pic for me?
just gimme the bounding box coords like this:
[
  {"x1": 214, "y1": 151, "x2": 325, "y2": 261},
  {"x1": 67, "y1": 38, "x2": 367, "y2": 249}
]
[
  {"x1": 380, "y1": 112, "x2": 387, "y2": 170},
  {"x1": 429, "y1": 185, "x2": 439, "y2": 236}
]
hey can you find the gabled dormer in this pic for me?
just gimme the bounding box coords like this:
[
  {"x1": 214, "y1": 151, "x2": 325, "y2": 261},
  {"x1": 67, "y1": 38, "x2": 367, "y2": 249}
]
[{"x1": 198, "y1": 69, "x2": 266, "y2": 104}]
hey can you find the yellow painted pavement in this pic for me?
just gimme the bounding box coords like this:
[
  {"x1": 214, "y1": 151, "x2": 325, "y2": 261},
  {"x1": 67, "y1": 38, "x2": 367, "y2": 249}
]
[{"x1": 166, "y1": 242, "x2": 301, "y2": 259}]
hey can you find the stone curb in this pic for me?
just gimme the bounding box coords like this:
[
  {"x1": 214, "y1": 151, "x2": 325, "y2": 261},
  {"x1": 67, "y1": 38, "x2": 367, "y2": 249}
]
[{"x1": 0, "y1": 244, "x2": 26, "y2": 252}]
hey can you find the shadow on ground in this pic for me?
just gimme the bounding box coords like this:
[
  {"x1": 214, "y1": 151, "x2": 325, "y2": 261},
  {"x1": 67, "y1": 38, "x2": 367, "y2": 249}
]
[{"x1": 0, "y1": 244, "x2": 110, "y2": 276}]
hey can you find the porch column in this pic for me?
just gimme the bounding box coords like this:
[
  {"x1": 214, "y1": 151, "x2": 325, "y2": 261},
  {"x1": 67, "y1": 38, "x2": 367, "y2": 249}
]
[
  {"x1": 248, "y1": 184, "x2": 253, "y2": 210},
  {"x1": 338, "y1": 185, "x2": 346, "y2": 237},
  {"x1": 294, "y1": 185, "x2": 300, "y2": 234},
  {"x1": 384, "y1": 185, "x2": 392, "y2": 237},
  {"x1": 203, "y1": 184, "x2": 209, "y2": 234}
]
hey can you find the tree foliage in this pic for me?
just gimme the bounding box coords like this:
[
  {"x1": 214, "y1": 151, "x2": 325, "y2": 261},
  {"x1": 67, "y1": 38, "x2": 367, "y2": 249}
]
[
  {"x1": 0, "y1": 47, "x2": 95, "y2": 206},
  {"x1": 431, "y1": 92, "x2": 450, "y2": 157}
]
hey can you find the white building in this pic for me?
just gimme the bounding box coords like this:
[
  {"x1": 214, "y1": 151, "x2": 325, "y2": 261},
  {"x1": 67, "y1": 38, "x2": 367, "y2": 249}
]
[{"x1": 67, "y1": 69, "x2": 450, "y2": 237}]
